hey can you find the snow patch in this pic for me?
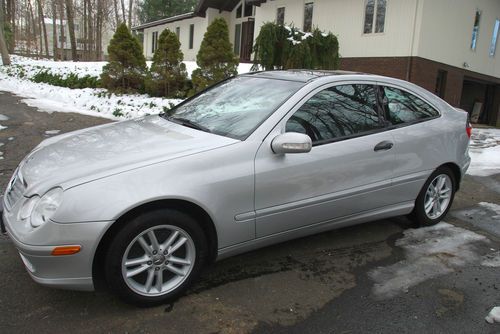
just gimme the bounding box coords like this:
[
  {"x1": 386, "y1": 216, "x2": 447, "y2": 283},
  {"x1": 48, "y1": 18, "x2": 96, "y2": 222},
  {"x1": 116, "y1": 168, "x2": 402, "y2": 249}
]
[
  {"x1": 478, "y1": 202, "x2": 500, "y2": 217},
  {"x1": 45, "y1": 130, "x2": 61, "y2": 135},
  {"x1": 467, "y1": 128, "x2": 500, "y2": 177},
  {"x1": 481, "y1": 251, "x2": 500, "y2": 267},
  {"x1": 0, "y1": 124, "x2": 6, "y2": 130},
  {"x1": 8, "y1": 137, "x2": 14, "y2": 141},
  {"x1": 369, "y1": 222, "x2": 488, "y2": 299},
  {"x1": 485, "y1": 307, "x2": 500, "y2": 324},
  {"x1": 0, "y1": 114, "x2": 8, "y2": 121}
]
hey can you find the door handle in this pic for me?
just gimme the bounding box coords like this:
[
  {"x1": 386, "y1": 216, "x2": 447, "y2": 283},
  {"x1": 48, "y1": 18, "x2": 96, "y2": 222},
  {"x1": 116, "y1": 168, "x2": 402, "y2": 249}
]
[{"x1": 374, "y1": 141, "x2": 394, "y2": 152}]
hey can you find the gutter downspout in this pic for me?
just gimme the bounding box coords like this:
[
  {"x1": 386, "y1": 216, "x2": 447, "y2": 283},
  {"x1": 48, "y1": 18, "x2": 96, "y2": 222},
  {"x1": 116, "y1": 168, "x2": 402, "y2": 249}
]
[{"x1": 406, "y1": 0, "x2": 420, "y2": 81}]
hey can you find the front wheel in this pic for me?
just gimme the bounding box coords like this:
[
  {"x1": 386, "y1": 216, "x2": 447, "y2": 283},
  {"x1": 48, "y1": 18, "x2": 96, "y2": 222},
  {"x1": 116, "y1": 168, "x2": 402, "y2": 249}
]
[
  {"x1": 411, "y1": 166, "x2": 456, "y2": 227},
  {"x1": 104, "y1": 209, "x2": 207, "y2": 306}
]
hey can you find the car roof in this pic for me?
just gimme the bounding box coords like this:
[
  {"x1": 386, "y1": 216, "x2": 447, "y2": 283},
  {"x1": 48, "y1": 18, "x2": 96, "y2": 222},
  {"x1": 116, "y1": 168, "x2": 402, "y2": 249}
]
[{"x1": 242, "y1": 70, "x2": 373, "y2": 83}]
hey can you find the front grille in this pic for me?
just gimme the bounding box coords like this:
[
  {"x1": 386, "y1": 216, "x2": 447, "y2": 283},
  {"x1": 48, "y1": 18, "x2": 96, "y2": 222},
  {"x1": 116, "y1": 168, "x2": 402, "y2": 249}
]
[{"x1": 4, "y1": 170, "x2": 27, "y2": 211}]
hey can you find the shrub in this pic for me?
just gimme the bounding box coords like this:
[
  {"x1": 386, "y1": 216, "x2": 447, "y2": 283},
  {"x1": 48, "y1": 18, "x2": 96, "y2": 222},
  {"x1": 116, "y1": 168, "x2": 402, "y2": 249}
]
[
  {"x1": 252, "y1": 23, "x2": 340, "y2": 71},
  {"x1": 31, "y1": 70, "x2": 101, "y2": 89},
  {"x1": 145, "y1": 28, "x2": 188, "y2": 98},
  {"x1": 191, "y1": 18, "x2": 238, "y2": 94},
  {"x1": 101, "y1": 23, "x2": 147, "y2": 92}
]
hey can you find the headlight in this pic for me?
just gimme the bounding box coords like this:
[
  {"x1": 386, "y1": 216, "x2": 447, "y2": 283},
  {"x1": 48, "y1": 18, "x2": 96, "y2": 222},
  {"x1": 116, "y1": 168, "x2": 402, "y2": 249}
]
[
  {"x1": 30, "y1": 188, "x2": 64, "y2": 228},
  {"x1": 18, "y1": 196, "x2": 40, "y2": 221}
]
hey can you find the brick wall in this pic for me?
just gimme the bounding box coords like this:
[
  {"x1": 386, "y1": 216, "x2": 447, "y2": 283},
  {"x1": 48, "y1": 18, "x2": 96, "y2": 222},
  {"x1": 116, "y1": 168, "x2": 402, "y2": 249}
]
[{"x1": 340, "y1": 56, "x2": 500, "y2": 126}]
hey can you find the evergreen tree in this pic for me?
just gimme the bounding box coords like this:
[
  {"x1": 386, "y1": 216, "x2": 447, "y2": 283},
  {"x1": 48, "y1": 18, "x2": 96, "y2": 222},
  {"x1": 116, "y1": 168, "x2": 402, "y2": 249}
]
[
  {"x1": 146, "y1": 28, "x2": 187, "y2": 98},
  {"x1": 191, "y1": 18, "x2": 238, "y2": 94},
  {"x1": 252, "y1": 23, "x2": 340, "y2": 71},
  {"x1": 101, "y1": 23, "x2": 147, "y2": 92}
]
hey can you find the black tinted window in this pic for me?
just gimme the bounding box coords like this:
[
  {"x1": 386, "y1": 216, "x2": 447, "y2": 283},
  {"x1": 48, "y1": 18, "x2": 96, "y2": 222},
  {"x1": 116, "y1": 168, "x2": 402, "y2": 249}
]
[
  {"x1": 383, "y1": 86, "x2": 439, "y2": 125},
  {"x1": 286, "y1": 84, "x2": 382, "y2": 143}
]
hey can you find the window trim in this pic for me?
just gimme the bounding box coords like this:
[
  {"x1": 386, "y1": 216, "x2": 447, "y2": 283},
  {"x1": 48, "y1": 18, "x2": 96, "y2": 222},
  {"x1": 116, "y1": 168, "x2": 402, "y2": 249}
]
[
  {"x1": 303, "y1": 2, "x2": 314, "y2": 33},
  {"x1": 279, "y1": 81, "x2": 388, "y2": 147},
  {"x1": 277, "y1": 7, "x2": 285, "y2": 25},
  {"x1": 377, "y1": 83, "x2": 442, "y2": 130}
]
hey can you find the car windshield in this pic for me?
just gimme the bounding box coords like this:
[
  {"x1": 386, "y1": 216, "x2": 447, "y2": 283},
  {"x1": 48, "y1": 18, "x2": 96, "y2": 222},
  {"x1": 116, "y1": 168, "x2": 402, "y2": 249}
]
[{"x1": 163, "y1": 76, "x2": 304, "y2": 140}]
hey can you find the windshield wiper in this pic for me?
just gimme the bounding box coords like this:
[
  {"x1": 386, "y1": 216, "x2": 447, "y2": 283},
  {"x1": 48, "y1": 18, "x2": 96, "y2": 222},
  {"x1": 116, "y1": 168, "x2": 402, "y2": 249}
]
[{"x1": 162, "y1": 115, "x2": 212, "y2": 133}]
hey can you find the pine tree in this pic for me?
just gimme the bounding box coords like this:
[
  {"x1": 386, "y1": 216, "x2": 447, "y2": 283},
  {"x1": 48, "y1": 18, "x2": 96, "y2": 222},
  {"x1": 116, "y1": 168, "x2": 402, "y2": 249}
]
[
  {"x1": 101, "y1": 23, "x2": 147, "y2": 92},
  {"x1": 146, "y1": 28, "x2": 187, "y2": 98},
  {"x1": 191, "y1": 18, "x2": 238, "y2": 94}
]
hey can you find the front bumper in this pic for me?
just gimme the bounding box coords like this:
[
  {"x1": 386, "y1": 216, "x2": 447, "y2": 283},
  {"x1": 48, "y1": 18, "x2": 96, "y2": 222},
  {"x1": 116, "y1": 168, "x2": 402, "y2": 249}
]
[{"x1": 1, "y1": 195, "x2": 113, "y2": 291}]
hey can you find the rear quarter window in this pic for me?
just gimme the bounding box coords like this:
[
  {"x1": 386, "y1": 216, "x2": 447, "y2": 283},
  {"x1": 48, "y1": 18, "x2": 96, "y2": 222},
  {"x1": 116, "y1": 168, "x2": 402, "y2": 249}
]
[{"x1": 382, "y1": 86, "x2": 439, "y2": 125}]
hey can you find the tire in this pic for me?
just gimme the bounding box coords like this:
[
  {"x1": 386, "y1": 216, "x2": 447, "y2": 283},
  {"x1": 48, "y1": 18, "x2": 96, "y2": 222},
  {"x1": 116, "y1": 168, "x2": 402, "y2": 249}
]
[
  {"x1": 410, "y1": 166, "x2": 456, "y2": 227},
  {"x1": 104, "y1": 209, "x2": 208, "y2": 307}
]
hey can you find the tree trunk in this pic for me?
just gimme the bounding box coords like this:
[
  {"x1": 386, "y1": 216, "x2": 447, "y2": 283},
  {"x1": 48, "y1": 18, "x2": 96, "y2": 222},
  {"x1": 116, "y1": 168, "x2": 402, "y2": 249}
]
[
  {"x1": 120, "y1": 0, "x2": 126, "y2": 26},
  {"x1": 28, "y1": 0, "x2": 39, "y2": 58},
  {"x1": 96, "y1": 0, "x2": 103, "y2": 60},
  {"x1": 5, "y1": 0, "x2": 14, "y2": 52},
  {"x1": 37, "y1": 0, "x2": 50, "y2": 57},
  {"x1": 113, "y1": 0, "x2": 120, "y2": 27},
  {"x1": 52, "y1": 0, "x2": 58, "y2": 59},
  {"x1": 0, "y1": 1, "x2": 11, "y2": 65},
  {"x1": 128, "y1": 0, "x2": 133, "y2": 29},
  {"x1": 64, "y1": 0, "x2": 78, "y2": 60},
  {"x1": 58, "y1": 0, "x2": 65, "y2": 59},
  {"x1": 87, "y1": 0, "x2": 93, "y2": 60},
  {"x1": 83, "y1": 0, "x2": 87, "y2": 60}
]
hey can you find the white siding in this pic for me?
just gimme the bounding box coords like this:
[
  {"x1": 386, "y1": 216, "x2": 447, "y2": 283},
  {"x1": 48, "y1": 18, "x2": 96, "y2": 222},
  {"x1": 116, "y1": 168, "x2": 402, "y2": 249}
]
[
  {"x1": 417, "y1": 0, "x2": 500, "y2": 78},
  {"x1": 254, "y1": 0, "x2": 419, "y2": 58},
  {"x1": 143, "y1": 16, "x2": 209, "y2": 61}
]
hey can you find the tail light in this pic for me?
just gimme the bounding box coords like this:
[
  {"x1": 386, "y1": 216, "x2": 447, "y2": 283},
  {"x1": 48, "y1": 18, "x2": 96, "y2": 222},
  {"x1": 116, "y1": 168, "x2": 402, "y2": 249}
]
[{"x1": 466, "y1": 119, "x2": 472, "y2": 138}]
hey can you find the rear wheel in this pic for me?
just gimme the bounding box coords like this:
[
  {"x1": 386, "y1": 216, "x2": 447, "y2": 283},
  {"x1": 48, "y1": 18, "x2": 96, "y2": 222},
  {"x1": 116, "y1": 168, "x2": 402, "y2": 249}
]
[
  {"x1": 411, "y1": 166, "x2": 456, "y2": 227},
  {"x1": 104, "y1": 209, "x2": 207, "y2": 306}
]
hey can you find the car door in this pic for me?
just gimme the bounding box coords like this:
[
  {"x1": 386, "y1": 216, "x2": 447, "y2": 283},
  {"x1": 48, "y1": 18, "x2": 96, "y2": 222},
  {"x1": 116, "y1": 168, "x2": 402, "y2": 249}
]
[
  {"x1": 254, "y1": 83, "x2": 397, "y2": 237},
  {"x1": 379, "y1": 84, "x2": 443, "y2": 203}
]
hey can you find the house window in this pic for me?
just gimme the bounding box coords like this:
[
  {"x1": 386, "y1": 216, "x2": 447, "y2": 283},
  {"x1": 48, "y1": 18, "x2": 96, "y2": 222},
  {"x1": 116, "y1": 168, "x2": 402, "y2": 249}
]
[
  {"x1": 364, "y1": 0, "x2": 386, "y2": 34},
  {"x1": 471, "y1": 10, "x2": 481, "y2": 50},
  {"x1": 244, "y1": 2, "x2": 253, "y2": 17},
  {"x1": 236, "y1": 4, "x2": 242, "y2": 18},
  {"x1": 151, "y1": 31, "x2": 158, "y2": 53},
  {"x1": 303, "y1": 2, "x2": 314, "y2": 32},
  {"x1": 277, "y1": 7, "x2": 285, "y2": 25},
  {"x1": 176, "y1": 27, "x2": 180, "y2": 38},
  {"x1": 189, "y1": 24, "x2": 194, "y2": 49},
  {"x1": 234, "y1": 24, "x2": 242, "y2": 55},
  {"x1": 489, "y1": 19, "x2": 500, "y2": 57}
]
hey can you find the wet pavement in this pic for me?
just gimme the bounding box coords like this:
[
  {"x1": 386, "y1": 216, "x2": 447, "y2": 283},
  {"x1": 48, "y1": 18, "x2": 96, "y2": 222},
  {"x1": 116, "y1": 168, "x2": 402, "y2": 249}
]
[{"x1": 0, "y1": 91, "x2": 499, "y2": 333}]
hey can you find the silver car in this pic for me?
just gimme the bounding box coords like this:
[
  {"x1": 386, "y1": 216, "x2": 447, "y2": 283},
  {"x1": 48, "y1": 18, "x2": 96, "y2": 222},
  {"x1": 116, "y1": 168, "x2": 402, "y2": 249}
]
[{"x1": 1, "y1": 71, "x2": 471, "y2": 306}]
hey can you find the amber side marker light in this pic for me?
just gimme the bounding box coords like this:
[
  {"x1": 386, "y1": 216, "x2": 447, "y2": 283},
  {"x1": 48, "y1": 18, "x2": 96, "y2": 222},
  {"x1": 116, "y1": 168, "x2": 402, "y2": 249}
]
[{"x1": 51, "y1": 245, "x2": 81, "y2": 256}]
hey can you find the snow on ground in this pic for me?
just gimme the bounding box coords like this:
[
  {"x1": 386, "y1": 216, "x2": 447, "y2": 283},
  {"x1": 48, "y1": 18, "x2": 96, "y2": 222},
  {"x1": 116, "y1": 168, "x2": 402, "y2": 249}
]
[
  {"x1": 369, "y1": 222, "x2": 489, "y2": 299},
  {"x1": 0, "y1": 55, "x2": 255, "y2": 120},
  {"x1": 467, "y1": 127, "x2": 500, "y2": 176},
  {"x1": 45, "y1": 130, "x2": 61, "y2": 135},
  {"x1": 481, "y1": 251, "x2": 500, "y2": 267},
  {"x1": 0, "y1": 124, "x2": 6, "y2": 130},
  {"x1": 0, "y1": 114, "x2": 8, "y2": 121},
  {"x1": 485, "y1": 307, "x2": 500, "y2": 324}
]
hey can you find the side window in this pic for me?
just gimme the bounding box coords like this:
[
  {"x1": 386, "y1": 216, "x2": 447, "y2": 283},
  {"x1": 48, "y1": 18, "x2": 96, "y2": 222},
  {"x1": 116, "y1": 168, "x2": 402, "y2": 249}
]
[
  {"x1": 383, "y1": 86, "x2": 439, "y2": 125},
  {"x1": 286, "y1": 84, "x2": 383, "y2": 144}
]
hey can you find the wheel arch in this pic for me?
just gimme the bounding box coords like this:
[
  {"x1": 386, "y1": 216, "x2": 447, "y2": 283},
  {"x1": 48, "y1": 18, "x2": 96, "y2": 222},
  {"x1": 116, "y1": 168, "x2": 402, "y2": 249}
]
[
  {"x1": 440, "y1": 162, "x2": 462, "y2": 191},
  {"x1": 92, "y1": 199, "x2": 219, "y2": 289}
]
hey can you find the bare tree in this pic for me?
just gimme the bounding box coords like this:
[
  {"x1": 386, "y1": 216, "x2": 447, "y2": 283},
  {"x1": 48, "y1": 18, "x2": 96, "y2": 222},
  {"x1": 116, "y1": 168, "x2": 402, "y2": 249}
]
[
  {"x1": 127, "y1": 0, "x2": 132, "y2": 28},
  {"x1": 0, "y1": 1, "x2": 11, "y2": 64},
  {"x1": 36, "y1": 0, "x2": 49, "y2": 57},
  {"x1": 58, "y1": 0, "x2": 65, "y2": 59},
  {"x1": 113, "y1": 0, "x2": 120, "y2": 27},
  {"x1": 51, "y1": 0, "x2": 57, "y2": 59},
  {"x1": 64, "y1": 0, "x2": 77, "y2": 60},
  {"x1": 120, "y1": 0, "x2": 126, "y2": 25}
]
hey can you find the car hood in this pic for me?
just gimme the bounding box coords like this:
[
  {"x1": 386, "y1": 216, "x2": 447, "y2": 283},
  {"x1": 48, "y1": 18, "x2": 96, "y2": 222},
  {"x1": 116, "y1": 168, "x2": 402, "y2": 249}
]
[{"x1": 20, "y1": 115, "x2": 239, "y2": 195}]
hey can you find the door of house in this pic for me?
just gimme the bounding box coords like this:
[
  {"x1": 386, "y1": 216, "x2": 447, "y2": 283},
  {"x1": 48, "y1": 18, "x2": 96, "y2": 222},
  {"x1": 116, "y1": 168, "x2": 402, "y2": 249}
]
[{"x1": 240, "y1": 20, "x2": 255, "y2": 62}]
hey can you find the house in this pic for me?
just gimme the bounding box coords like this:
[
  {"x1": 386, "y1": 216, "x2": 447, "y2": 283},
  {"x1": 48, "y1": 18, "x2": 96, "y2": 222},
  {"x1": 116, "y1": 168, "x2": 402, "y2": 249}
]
[{"x1": 132, "y1": 0, "x2": 500, "y2": 127}]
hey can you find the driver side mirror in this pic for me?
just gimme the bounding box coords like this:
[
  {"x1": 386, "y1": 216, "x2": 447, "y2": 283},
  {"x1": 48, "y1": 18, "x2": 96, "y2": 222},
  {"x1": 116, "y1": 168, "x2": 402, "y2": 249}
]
[{"x1": 271, "y1": 132, "x2": 312, "y2": 154}]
